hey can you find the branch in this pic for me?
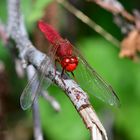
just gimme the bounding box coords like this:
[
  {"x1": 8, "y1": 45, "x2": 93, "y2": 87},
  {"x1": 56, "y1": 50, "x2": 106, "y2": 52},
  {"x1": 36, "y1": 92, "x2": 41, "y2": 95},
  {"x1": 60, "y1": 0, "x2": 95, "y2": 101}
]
[
  {"x1": 6, "y1": 0, "x2": 108, "y2": 139},
  {"x1": 89, "y1": 0, "x2": 140, "y2": 35},
  {"x1": 28, "y1": 68, "x2": 44, "y2": 140},
  {"x1": 26, "y1": 66, "x2": 44, "y2": 140},
  {"x1": 41, "y1": 90, "x2": 61, "y2": 112},
  {"x1": 32, "y1": 101, "x2": 43, "y2": 140},
  {"x1": 89, "y1": 0, "x2": 135, "y2": 22},
  {"x1": 88, "y1": 0, "x2": 140, "y2": 60},
  {"x1": 15, "y1": 58, "x2": 25, "y2": 78}
]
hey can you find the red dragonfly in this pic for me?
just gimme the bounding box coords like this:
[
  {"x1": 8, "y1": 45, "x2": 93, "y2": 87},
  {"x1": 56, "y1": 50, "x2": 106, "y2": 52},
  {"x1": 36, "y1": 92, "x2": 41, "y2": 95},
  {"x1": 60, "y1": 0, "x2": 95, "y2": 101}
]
[{"x1": 20, "y1": 20, "x2": 119, "y2": 110}]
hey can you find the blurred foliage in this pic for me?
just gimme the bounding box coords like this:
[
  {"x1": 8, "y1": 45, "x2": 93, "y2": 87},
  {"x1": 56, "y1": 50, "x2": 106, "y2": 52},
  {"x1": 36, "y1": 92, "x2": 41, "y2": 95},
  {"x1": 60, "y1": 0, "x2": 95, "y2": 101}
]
[
  {"x1": 77, "y1": 37, "x2": 140, "y2": 140},
  {"x1": 39, "y1": 86, "x2": 89, "y2": 140},
  {"x1": 0, "y1": 0, "x2": 140, "y2": 140},
  {"x1": 21, "y1": 0, "x2": 52, "y2": 31},
  {"x1": 0, "y1": 0, "x2": 7, "y2": 22}
]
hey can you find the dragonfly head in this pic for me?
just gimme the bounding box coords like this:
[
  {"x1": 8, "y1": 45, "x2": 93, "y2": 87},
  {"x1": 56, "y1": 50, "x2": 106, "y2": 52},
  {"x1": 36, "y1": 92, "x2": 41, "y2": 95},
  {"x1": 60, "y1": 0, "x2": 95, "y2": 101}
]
[{"x1": 61, "y1": 56, "x2": 78, "y2": 72}]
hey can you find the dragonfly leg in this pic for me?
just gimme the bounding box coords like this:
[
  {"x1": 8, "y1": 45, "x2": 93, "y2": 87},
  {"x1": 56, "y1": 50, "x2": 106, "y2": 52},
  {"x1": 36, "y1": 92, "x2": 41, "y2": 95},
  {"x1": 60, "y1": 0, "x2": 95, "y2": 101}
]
[
  {"x1": 61, "y1": 68, "x2": 66, "y2": 86},
  {"x1": 54, "y1": 59, "x2": 59, "y2": 75},
  {"x1": 61, "y1": 68, "x2": 65, "y2": 77},
  {"x1": 54, "y1": 59, "x2": 57, "y2": 76},
  {"x1": 71, "y1": 72, "x2": 77, "y2": 82},
  {"x1": 71, "y1": 71, "x2": 74, "y2": 77}
]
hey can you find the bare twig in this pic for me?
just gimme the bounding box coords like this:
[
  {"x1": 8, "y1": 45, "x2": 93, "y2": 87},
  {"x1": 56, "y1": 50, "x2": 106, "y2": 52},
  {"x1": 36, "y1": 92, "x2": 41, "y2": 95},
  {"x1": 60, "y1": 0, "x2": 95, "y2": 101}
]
[
  {"x1": 41, "y1": 90, "x2": 61, "y2": 112},
  {"x1": 113, "y1": 15, "x2": 134, "y2": 34},
  {"x1": 6, "y1": 0, "x2": 108, "y2": 139},
  {"x1": 7, "y1": 1, "x2": 44, "y2": 140},
  {"x1": 89, "y1": 0, "x2": 135, "y2": 22},
  {"x1": 88, "y1": 0, "x2": 140, "y2": 60},
  {"x1": 27, "y1": 59, "x2": 44, "y2": 140},
  {"x1": 53, "y1": 73, "x2": 108, "y2": 140},
  {"x1": 32, "y1": 101, "x2": 43, "y2": 140},
  {"x1": 89, "y1": 0, "x2": 124, "y2": 14},
  {"x1": 80, "y1": 107, "x2": 107, "y2": 140},
  {"x1": 133, "y1": 10, "x2": 140, "y2": 30},
  {"x1": 56, "y1": 0, "x2": 120, "y2": 47},
  {"x1": 89, "y1": 0, "x2": 140, "y2": 35},
  {"x1": 15, "y1": 58, "x2": 25, "y2": 78}
]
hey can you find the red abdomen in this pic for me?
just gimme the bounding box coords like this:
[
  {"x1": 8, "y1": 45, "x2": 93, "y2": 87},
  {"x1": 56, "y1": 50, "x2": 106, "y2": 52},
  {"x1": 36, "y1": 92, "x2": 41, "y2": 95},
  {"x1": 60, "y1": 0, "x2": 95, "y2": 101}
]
[{"x1": 38, "y1": 20, "x2": 62, "y2": 45}]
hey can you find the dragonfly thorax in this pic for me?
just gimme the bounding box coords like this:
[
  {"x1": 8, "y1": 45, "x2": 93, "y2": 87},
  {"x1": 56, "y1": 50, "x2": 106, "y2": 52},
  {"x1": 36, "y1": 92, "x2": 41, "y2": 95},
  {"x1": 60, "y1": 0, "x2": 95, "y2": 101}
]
[{"x1": 60, "y1": 56, "x2": 78, "y2": 72}]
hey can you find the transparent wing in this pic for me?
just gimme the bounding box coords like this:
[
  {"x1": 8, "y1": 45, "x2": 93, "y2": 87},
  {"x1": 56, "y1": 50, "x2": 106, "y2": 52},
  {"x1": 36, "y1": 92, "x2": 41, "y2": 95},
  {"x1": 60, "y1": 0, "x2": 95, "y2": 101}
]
[
  {"x1": 20, "y1": 60, "x2": 50, "y2": 110},
  {"x1": 20, "y1": 47, "x2": 57, "y2": 110},
  {"x1": 72, "y1": 47, "x2": 120, "y2": 106}
]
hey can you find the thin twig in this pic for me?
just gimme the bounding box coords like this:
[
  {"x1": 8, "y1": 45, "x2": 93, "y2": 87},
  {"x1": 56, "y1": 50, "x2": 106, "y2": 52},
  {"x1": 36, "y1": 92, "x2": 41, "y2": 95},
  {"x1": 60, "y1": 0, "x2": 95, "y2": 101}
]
[
  {"x1": 89, "y1": 0, "x2": 135, "y2": 22},
  {"x1": 89, "y1": 0, "x2": 138, "y2": 35},
  {"x1": 41, "y1": 90, "x2": 61, "y2": 112},
  {"x1": 26, "y1": 66, "x2": 44, "y2": 140},
  {"x1": 32, "y1": 101, "x2": 43, "y2": 140},
  {"x1": 7, "y1": 1, "x2": 44, "y2": 140},
  {"x1": 15, "y1": 58, "x2": 25, "y2": 78},
  {"x1": 53, "y1": 72, "x2": 108, "y2": 140},
  {"x1": 56, "y1": 0, "x2": 120, "y2": 47},
  {"x1": 6, "y1": 0, "x2": 108, "y2": 139},
  {"x1": 79, "y1": 107, "x2": 107, "y2": 140}
]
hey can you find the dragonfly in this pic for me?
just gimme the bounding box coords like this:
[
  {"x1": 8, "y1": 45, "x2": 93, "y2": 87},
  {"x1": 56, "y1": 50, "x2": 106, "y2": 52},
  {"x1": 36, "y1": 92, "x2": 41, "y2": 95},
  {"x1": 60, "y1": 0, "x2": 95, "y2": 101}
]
[{"x1": 20, "y1": 20, "x2": 120, "y2": 110}]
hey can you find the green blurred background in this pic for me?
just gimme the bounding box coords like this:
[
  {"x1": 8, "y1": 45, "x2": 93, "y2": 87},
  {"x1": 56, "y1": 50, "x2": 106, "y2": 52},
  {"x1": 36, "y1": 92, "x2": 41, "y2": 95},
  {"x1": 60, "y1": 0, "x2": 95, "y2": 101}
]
[{"x1": 0, "y1": 0, "x2": 140, "y2": 140}]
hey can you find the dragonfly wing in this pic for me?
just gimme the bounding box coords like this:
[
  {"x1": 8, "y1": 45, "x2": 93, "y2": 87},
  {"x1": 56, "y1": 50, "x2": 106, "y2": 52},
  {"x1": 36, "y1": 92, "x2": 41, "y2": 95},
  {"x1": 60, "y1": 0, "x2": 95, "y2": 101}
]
[
  {"x1": 20, "y1": 46, "x2": 57, "y2": 110},
  {"x1": 20, "y1": 69, "x2": 40, "y2": 110},
  {"x1": 72, "y1": 47, "x2": 120, "y2": 106},
  {"x1": 20, "y1": 47, "x2": 57, "y2": 110},
  {"x1": 20, "y1": 60, "x2": 48, "y2": 110}
]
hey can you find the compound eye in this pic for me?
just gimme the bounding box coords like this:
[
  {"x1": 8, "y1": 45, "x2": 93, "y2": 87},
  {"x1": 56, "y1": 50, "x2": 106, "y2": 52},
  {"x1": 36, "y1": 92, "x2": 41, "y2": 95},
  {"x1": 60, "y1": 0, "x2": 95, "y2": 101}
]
[
  {"x1": 61, "y1": 58, "x2": 70, "y2": 68},
  {"x1": 70, "y1": 57, "x2": 75, "y2": 62},
  {"x1": 65, "y1": 58, "x2": 70, "y2": 63},
  {"x1": 70, "y1": 57, "x2": 78, "y2": 64}
]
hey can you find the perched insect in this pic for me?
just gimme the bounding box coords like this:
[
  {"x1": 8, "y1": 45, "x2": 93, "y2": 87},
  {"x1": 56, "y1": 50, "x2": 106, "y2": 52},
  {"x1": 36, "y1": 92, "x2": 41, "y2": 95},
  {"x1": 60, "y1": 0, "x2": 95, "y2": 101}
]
[{"x1": 20, "y1": 20, "x2": 120, "y2": 110}]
